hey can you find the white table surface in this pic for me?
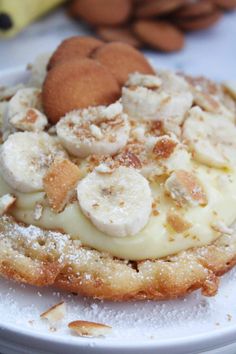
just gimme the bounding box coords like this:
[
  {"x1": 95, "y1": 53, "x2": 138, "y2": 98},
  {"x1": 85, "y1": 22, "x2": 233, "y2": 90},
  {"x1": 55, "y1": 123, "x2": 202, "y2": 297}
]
[
  {"x1": 0, "y1": 7, "x2": 236, "y2": 81},
  {"x1": 0, "y1": 6, "x2": 236, "y2": 354}
]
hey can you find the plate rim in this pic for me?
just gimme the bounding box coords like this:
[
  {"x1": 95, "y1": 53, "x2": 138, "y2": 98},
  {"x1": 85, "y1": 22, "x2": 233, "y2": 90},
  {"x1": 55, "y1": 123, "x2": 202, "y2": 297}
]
[{"x1": 1, "y1": 317, "x2": 236, "y2": 352}]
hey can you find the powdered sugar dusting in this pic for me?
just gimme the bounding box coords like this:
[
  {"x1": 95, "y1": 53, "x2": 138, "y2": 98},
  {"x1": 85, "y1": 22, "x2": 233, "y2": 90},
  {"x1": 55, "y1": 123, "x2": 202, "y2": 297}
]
[
  {"x1": 0, "y1": 215, "x2": 69, "y2": 258},
  {"x1": 1, "y1": 267, "x2": 236, "y2": 342}
]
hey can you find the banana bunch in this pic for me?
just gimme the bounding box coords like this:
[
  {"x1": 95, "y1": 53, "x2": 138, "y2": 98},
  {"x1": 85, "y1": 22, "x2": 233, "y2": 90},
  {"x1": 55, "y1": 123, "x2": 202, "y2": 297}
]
[{"x1": 0, "y1": 0, "x2": 65, "y2": 37}]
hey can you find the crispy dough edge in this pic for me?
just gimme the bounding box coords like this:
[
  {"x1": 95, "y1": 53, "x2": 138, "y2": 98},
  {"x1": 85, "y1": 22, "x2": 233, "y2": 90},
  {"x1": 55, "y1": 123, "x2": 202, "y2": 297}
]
[{"x1": 0, "y1": 215, "x2": 236, "y2": 301}]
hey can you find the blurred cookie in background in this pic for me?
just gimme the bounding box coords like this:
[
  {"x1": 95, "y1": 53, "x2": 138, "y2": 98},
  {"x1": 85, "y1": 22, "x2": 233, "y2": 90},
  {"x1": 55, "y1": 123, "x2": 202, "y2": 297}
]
[
  {"x1": 69, "y1": 0, "x2": 236, "y2": 52},
  {"x1": 174, "y1": 9, "x2": 223, "y2": 31},
  {"x1": 134, "y1": 0, "x2": 187, "y2": 18},
  {"x1": 69, "y1": 0, "x2": 133, "y2": 26},
  {"x1": 133, "y1": 20, "x2": 185, "y2": 52},
  {"x1": 96, "y1": 27, "x2": 142, "y2": 48}
]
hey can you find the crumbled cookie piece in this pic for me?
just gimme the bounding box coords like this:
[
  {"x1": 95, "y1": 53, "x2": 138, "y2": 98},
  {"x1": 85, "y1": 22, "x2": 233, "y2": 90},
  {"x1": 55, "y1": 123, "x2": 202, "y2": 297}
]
[
  {"x1": 166, "y1": 211, "x2": 192, "y2": 233},
  {"x1": 165, "y1": 170, "x2": 208, "y2": 207},
  {"x1": 117, "y1": 150, "x2": 142, "y2": 169},
  {"x1": 10, "y1": 108, "x2": 48, "y2": 132},
  {"x1": 68, "y1": 320, "x2": 112, "y2": 337},
  {"x1": 153, "y1": 135, "x2": 177, "y2": 159},
  {"x1": 0, "y1": 194, "x2": 16, "y2": 215},
  {"x1": 122, "y1": 71, "x2": 193, "y2": 136},
  {"x1": 43, "y1": 159, "x2": 81, "y2": 212},
  {"x1": 40, "y1": 301, "x2": 66, "y2": 322}
]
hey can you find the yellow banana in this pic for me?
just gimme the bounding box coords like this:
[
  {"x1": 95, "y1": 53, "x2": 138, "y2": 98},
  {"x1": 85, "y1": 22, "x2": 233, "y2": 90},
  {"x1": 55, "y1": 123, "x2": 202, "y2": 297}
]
[{"x1": 0, "y1": 0, "x2": 66, "y2": 38}]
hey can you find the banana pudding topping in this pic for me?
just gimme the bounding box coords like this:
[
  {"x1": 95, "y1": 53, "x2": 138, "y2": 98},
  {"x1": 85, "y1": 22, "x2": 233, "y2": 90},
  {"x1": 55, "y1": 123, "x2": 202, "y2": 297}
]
[
  {"x1": 1, "y1": 39, "x2": 236, "y2": 301},
  {"x1": 166, "y1": 212, "x2": 192, "y2": 233},
  {"x1": 0, "y1": 52, "x2": 236, "y2": 262}
]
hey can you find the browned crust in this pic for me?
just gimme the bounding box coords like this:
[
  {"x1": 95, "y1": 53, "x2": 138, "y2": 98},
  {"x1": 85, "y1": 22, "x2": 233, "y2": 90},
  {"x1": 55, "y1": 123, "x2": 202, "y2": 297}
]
[{"x1": 1, "y1": 215, "x2": 236, "y2": 301}]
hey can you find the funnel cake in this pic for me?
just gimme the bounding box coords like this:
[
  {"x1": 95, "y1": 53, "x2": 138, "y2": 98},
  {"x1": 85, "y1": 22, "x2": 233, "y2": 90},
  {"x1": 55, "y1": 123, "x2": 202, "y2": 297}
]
[{"x1": 0, "y1": 38, "x2": 236, "y2": 301}]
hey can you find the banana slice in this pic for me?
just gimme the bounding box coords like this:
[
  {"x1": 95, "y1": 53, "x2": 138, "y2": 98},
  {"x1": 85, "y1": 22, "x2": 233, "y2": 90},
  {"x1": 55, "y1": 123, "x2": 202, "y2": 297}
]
[
  {"x1": 184, "y1": 75, "x2": 235, "y2": 121},
  {"x1": 0, "y1": 132, "x2": 67, "y2": 192},
  {"x1": 183, "y1": 107, "x2": 236, "y2": 168},
  {"x1": 191, "y1": 87, "x2": 234, "y2": 122},
  {"x1": 122, "y1": 72, "x2": 193, "y2": 135},
  {"x1": 3, "y1": 87, "x2": 45, "y2": 140},
  {"x1": 56, "y1": 102, "x2": 130, "y2": 158},
  {"x1": 77, "y1": 166, "x2": 152, "y2": 237},
  {"x1": 7, "y1": 87, "x2": 42, "y2": 119}
]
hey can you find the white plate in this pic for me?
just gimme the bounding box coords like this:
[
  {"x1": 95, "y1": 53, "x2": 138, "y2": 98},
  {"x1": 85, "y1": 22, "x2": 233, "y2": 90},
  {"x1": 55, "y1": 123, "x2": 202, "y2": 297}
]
[{"x1": 1, "y1": 68, "x2": 236, "y2": 354}]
